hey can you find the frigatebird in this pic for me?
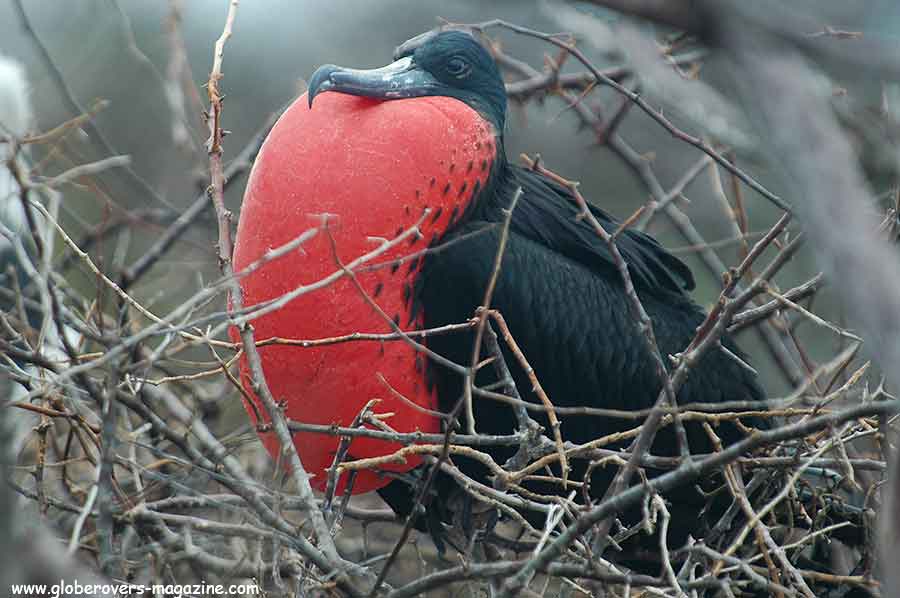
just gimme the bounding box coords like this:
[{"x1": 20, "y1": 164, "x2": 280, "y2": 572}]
[{"x1": 233, "y1": 30, "x2": 765, "y2": 553}]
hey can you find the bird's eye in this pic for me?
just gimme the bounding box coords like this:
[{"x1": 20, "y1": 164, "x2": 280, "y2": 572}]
[{"x1": 445, "y1": 57, "x2": 470, "y2": 78}]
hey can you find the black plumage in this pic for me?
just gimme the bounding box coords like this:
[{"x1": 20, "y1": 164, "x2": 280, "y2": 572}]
[
  {"x1": 383, "y1": 155, "x2": 765, "y2": 551},
  {"x1": 419, "y1": 159, "x2": 762, "y2": 427}
]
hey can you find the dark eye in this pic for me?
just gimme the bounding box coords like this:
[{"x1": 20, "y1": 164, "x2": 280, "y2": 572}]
[{"x1": 446, "y1": 57, "x2": 469, "y2": 78}]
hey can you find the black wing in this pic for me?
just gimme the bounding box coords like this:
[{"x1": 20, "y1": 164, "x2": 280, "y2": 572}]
[
  {"x1": 417, "y1": 220, "x2": 762, "y2": 424},
  {"x1": 486, "y1": 164, "x2": 695, "y2": 296}
]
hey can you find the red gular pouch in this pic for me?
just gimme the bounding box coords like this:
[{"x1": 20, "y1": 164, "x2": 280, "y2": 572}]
[{"x1": 231, "y1": 91, "x2": 497, "y2": 494}]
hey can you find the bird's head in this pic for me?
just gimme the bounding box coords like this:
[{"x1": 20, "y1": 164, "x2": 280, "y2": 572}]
[{"x1": 308, "y1": 30, "x2": 507, "y2": 131}]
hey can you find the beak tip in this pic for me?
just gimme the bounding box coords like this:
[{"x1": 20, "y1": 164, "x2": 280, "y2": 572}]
[{"x1": 307, "y1": 64, "x2": 339, "y2": 110}]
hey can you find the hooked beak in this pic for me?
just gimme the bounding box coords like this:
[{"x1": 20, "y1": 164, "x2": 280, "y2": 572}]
[{"x1": 307, "y1": 56, "x2": 441, "y2": 108}]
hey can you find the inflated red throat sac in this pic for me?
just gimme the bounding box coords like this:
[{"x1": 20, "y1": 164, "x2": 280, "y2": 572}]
[{"x1": 232, "y1": 91, "x2": 496, "y2": 494}]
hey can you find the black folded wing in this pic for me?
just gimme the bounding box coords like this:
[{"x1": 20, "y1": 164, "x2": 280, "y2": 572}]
[{"x1": 498, "y1": 164, "x2": 695, "y2": 296}]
